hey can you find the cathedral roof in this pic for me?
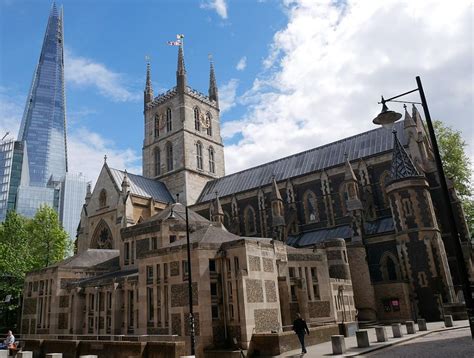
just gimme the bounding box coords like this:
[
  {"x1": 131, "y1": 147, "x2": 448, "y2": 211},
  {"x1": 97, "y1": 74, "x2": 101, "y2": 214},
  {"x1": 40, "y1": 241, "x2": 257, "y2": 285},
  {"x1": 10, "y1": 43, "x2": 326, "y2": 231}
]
[
  {"x1": 197, "y1": 121, "x2": 406, "y2": 203},
  {"x1": 48, "y1": 249, "x2": 119, "y2": 269},
  {"x1": 108, "y1": 167, "x2": 173, "y2": 203},
  {"x1": 389, "y1": 130, "x2": 421, "y2": 181}
]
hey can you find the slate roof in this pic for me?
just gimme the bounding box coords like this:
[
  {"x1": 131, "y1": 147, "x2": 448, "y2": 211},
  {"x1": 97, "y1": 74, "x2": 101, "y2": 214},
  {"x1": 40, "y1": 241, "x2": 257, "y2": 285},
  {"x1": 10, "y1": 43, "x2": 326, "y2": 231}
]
[
  {"x1": 197, "y1": 121, "x2": 406, "y2": 203},
  {"x1": 108, "y1": 167, "x2": 173, "y2": 203},
  {"x1": 167, "y1": 223, "x2": 241, "y2": 248},
  {"x1": 287, "y1": 217, "x2": 394, "y2": 248},
  {"x1": 390, "y1": 131, "x2": 420, "y2": 181},
  {"x1": 49, "y1": 249, "x2": 120, "y2": 269}
]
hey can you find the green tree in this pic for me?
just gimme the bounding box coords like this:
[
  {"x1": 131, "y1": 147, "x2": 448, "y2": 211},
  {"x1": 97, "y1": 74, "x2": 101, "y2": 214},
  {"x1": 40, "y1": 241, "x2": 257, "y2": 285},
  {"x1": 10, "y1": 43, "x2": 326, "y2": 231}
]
[
  {"x1": 434, "y1": 120, "x2": 474, "y2": 236},
  {"x1": 28, "y1": 205, "x2": 70, "y2": 268},
  {"x1": 0, "y1": 211, "x2": 32, "y2": 330},
  {"x1": 0, "y1": 206, "x2": 70, "y2": 330}
]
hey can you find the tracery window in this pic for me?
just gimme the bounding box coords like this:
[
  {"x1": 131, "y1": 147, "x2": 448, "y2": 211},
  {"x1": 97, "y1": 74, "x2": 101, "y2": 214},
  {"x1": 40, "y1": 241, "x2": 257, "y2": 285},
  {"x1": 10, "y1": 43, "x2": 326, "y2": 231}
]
[
  {"x1": 303, "y1": 190, "x2": 319, "y2": 223},
  {"x1": 380, "y1": 252, "x2": 400, "y2": 281},
  {"x1": 244, "y1": 205, "x2": 256, "y2": 235},
  {"x1": 166, "y1": 108, "x2": 172, "y2": 132},
  {"x1": 208, "y1": 146, "x2": 215, "y2": 173},
  {"x1": 166, "y1": 142, "x2": 173, "y2": 171},
  {"x1": 194, "y1": 107, "x2": 201, "y2": 131},
  {"x1": 196, "y1": 141, "x2": 203, "y2": 170}
]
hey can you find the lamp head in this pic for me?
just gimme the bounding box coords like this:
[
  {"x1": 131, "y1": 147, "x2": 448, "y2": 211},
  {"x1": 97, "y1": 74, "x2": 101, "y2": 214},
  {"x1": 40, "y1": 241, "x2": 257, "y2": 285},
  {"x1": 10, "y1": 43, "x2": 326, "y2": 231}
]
[{"x1": 373, "y1": 97, "x2": 402, "y2": 129}]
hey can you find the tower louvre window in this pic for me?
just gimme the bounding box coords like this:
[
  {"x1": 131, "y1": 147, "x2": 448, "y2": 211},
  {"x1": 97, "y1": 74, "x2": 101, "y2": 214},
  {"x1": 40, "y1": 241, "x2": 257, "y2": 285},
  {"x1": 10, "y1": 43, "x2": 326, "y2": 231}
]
[
  {"x1": 154, "y1": 148, "x2": 161, "y2": 176},
  {"x1": 196, "y1": 142, "x2": 203, "y2": 170},
  {"x1": 194, "y1": 107, "x2": 201, "y2": 131},
  {"x1": 206, "y1": 112, "x2": 212, "y2": 136},
  {"x1": 166, "y1": 108, "x2": 172, "y2": 132},
  {"x1": 154, "y1": 114, "x2": 160, "y2": 138},
  {"x1": 166, "y1": 143, "x2": 173, "y2": 171},
  {"x1": 208, "y1": 146, "x2": 215, "y2": 173}
]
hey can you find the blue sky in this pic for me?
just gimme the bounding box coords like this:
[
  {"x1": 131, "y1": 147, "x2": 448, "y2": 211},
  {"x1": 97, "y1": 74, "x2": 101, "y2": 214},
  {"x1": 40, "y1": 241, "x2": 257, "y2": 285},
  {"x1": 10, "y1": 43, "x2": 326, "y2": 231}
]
[{"x1": 1, "y1": 0, "x2": 472, "y2": 183}]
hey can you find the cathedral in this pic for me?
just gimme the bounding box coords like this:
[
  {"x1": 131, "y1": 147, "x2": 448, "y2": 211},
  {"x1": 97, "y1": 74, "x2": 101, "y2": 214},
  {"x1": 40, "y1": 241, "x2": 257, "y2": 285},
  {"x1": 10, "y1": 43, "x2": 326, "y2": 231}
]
[{"x1": 20, "y1": 46, "x2": 473, "y2": 356}]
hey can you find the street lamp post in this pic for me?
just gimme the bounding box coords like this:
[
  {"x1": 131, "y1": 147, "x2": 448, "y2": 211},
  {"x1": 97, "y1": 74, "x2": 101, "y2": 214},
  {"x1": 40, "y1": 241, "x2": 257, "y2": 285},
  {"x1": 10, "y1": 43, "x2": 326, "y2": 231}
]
[
  {"x1": 184, "y1": 204, "x2": 196, "y2": 356},
  {"x1": 170, "y1": 195, "x2": 196, "y2": 356},
  {"x1": 373, "y1": 76, "x2": 473, "y2": 338}
]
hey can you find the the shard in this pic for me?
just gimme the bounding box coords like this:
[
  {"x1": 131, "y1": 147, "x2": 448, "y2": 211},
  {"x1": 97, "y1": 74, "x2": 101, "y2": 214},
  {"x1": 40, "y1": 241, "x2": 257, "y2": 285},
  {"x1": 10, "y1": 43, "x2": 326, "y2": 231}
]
[{"x1": 18, "y1": 2, "x2": 67, "y2": 186}]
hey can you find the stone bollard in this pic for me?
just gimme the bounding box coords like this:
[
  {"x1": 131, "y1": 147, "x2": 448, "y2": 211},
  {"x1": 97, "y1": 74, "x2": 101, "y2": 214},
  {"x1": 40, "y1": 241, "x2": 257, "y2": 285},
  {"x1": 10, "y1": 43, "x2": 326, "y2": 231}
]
[
  {"x1": 17, "y1": 352, "x2": 34, "y2": 358},
  {"x1": 406, "y1": 321, "x2": 416, "y2": 334},
  {"x1": 46, "y1": 354, "x2": 63, "y2": 358},
  {"x1": 0, "y1": 350, "x2": 8, "y2": 358},
  {"x1": 356, "y1": 330, "x2": 370, "y2": 348},
  {"x1": 444, "y1": 315, "x2": 453, "y2": 327},
  {"x1": 418, "y1": 318, "x2": 427, "y2": 331},
  {"x1": 79, "y1": 356, "x2": 98, "y2": 358},
  {"x1": 331, "y1": 335, "x2": 346, "y2": 355},
  {"x1": 375, "y1": 326, "x2": 388, "y2": 342},
  {"x1": 392, "y1": 323, "x2": 403, "y2": 338}
]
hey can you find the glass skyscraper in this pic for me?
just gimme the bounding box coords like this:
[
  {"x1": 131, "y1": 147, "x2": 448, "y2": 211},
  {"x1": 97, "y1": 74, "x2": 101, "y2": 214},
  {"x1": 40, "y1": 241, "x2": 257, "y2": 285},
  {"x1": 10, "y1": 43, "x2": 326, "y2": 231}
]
[
  {"x1": 18, "y1": 2, "x2": 67, "y2": 187},
  {"x1": 1, "y1": 3, "x2": 87, "y2": 241}
]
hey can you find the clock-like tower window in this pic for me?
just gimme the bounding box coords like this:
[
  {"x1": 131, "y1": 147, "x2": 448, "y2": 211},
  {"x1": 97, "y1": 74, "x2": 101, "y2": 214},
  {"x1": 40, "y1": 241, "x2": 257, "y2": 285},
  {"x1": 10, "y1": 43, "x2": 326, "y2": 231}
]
[
  {"x1": 166, "y1": 108, "x2": 172, "y2": 132},
  {"x1": 208, "y1": 146, "x2": 215, "y2": 173}
]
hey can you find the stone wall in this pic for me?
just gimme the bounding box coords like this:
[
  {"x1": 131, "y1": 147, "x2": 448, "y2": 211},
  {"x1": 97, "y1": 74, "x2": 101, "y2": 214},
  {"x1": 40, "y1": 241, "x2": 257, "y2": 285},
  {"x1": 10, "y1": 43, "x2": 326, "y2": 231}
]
[
  {"x1": 246, "y1": 279, "x2": 264, "y2": 303},
  {"x1": 254, "y1": 308, "x2": 279, "y2": 333},
  {"x1": 170, "y1": 282, "x2": 198, "y2": 307},
  {"x1": 23, "y1": 339, "x2": 186, "y2": 358},
  {"x1": 265, "y1": 280, "x2": 277, "y2": 302},
  {"x1": 249, "y1": 324, "x2": 339, "y2": 356},
  {"x1": 308, "y1": 301, "x2": 331, "y2": 318}
]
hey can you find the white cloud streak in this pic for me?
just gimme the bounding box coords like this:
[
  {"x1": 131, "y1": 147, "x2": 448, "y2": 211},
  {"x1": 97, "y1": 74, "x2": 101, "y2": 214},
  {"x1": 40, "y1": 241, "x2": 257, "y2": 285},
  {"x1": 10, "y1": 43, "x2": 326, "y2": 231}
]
[
  {"x1": 219, "y1": 78, "x2": 239, "y2": 113},
  {"x1": 68, "y1": 128, "x2": 141, "y2": 184},
  {"x1": 223, "y1": 0, "x2": 473, "y2": 174},
  {"x1": 0, "y1": 87, "x2": 23, "y2": 140},
  {"x1": 200, "y1": 0, "x2": 228, "y2": 19},
  {"x1": 236, "y1": 56, "x2": 247, "y2": 71},
  {"x1": 65, "y1": 49, "x2": 140, "y2": 102}
]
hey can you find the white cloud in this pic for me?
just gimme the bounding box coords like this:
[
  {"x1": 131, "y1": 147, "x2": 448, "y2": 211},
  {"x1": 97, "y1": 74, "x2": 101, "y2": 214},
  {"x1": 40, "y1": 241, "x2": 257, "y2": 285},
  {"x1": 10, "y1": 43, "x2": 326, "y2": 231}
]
[
  {"x1": 219, "y1": 78, "x2": 239, "y2": 113},
  {"x1": 65, "y1": 49, "x2": 140, "y2": 102},
  {"x1": 224, "y1": 0, "x2": 474, "y2": 174},
  {"x1": 200, "y1": 0, "x2": 228, "y2": 19},
  {"x1": 0, "y1": 88, "x2": 23, "y2": 140},
  {"x1": 236, "y1": 56, "x2": 247, "y2": 71},
  {"x1": 68, "y1": 127, "x2": 141, "y2": 184}
]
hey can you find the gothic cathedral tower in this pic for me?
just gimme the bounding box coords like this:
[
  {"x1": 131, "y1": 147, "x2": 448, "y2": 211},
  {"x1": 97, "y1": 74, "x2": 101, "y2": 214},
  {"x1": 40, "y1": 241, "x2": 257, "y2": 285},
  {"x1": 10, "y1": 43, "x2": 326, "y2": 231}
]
[{"x1": 142, "y1": 47, "x2": 225, "y2": 205}]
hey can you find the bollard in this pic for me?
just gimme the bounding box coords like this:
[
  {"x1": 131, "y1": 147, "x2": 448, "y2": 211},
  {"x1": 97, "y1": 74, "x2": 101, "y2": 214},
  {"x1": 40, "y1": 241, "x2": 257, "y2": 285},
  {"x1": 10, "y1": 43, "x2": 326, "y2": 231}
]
[
  {"x1": 356, "y1": 330, "x2": 370, "y2": 348},
  {"x1": 331, "y1": 335, "x2": 346, "y2": 355},
  {"x1": 17, "y1": 352, "x2": 34, "y2": 358},
  {"x1": 375, "y1": 326, "x2": 388, "y2": 342},
  {"x1": 444, "y1": 315, "x2": 453, "y2": 327},
  {"x1": 46, "y1": 354, "x2": 63, "y2": 358},
  {"x1": 392, "y1": 323, "x2": 403, "y2": 338},
  {"x1": 79, "y1": 356, "x2": 98, "y2": 358},
  {"x1": 417, "y1": 318, "x2": 427, "y2": 331},
  {"x1": 406, "y1": 321, "x2": 416, "y2": 334},
  {"x1": 0, "y1": 350, "x2": 8, "y2": 358}
]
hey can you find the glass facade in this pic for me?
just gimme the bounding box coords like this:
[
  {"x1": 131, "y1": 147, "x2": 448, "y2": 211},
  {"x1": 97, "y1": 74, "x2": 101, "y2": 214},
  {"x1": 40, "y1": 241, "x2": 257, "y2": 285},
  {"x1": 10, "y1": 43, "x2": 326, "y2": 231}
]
[
  {"x1": 59, "y1": 173, "x2": 87, "y2": 240},
  {"x1": 0, "y1": 140, "x2": 27, "y2": 221},
  {"x1": 17, "y1": 3, "x2": 67, "y2": 187}
]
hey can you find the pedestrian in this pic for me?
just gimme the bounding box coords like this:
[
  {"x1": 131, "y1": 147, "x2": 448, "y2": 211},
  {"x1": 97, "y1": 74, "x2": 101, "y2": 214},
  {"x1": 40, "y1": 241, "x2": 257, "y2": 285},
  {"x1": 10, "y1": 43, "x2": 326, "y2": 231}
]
[
  {"x1": 292, "y1": 313, "x2": 310, "y2": 354},
  {"x1": 0, "y1": 330, "x2": 15, "y2": 349}
]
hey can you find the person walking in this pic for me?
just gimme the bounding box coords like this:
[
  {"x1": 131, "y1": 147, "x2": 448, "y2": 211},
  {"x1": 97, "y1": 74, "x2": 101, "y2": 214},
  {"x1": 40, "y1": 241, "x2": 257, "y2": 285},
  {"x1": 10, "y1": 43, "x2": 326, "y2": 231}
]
[{"x1": 293, "y1": 313, "x2": 310, "y2": 354}]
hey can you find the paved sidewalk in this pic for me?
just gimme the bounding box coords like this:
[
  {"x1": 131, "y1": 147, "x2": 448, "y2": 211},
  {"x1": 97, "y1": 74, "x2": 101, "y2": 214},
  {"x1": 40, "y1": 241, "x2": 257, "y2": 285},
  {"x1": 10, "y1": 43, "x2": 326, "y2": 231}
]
[{"x1": 271, "y1": 320, "x2": 469, "y2": 357}]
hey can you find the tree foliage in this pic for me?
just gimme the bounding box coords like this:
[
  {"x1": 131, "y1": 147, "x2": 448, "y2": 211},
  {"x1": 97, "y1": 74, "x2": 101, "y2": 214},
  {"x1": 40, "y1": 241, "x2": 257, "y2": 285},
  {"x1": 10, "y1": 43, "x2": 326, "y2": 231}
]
[
  {"x1": 434, "y1": 120, "x2": 474, "y2": 236},
  {"x1": 0, "y1": 205, "x2": 70, "y2": 329}
]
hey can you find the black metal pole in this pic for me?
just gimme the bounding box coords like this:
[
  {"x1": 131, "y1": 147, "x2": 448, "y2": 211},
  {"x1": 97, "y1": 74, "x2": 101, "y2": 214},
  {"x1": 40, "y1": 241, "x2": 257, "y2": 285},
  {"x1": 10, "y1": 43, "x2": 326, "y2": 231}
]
[
  {"x1": 185, "y1": 205, "x2": 196, "y2": 355},
  {"x1": 416, "y1": 76, "x2": 474, "y2": 338}
]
